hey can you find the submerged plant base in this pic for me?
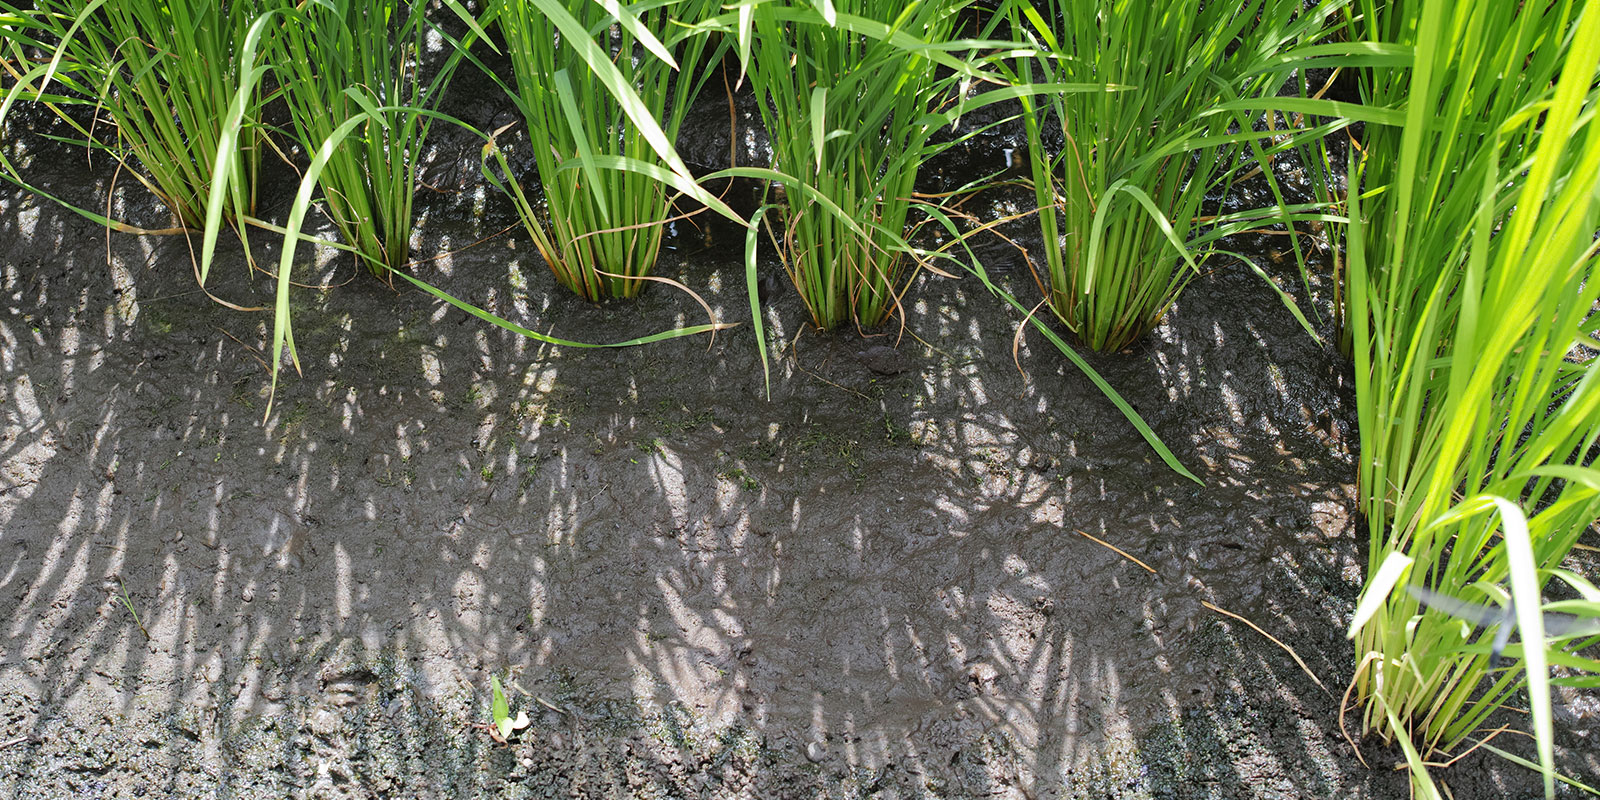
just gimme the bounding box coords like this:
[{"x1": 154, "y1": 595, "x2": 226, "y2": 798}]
[
  {"x1": 535, "y1": 178, "x2": 671, "y2": 302},
  {"x1": 1036, "y1": 171, "x2": 1201, "y2": 354},
  {"x1": 783, "y1": 205, "x2": 908, "y2": 331}
]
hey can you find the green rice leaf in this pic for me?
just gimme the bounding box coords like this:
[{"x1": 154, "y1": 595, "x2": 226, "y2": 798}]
[
  {"x1": 1349, "y1": 552, "x2": 1413, "y2": 639},
  {"x1": 518, "y1": 0, "x2": 691, "y2": 178},
  {"x1": 553, "y1": 68, "x2": 611, "y2": 222},
  {"x1": 594, "y1": 0, "x2": 677, "y2": 68},
  {"x1": 390, "y1": 269, "x2": 731, "y2": 349},
  {"x1": 745, "y1": 205, "x2": 774, "y2": 399},
  {"x1": 200, "y1": 11, "x2": 278, "y2": 284},
  {"x1": 1494, "y1": 496, "x2": 1555, "y2": 799},
  {"x1": 1474, "y1": 740, "x2": 1600, "y2": 796},
  {"x1": 1203, "y1": 97, "x2": 1407, "y2": 127}
]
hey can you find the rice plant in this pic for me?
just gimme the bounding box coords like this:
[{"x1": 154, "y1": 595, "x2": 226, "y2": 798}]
[
  {"x1": 1005, "y1": 0, "x2": 1347, "y2": 351},
  {"x1": 727, "y1": 0, "x2": 969, "y2": 330},
  {"x1": 269, "y1": 0, "x2": 479, "y2": 275},
  {"x1": 195, "y1": 3, "x2": 736, "y2": 417},
  {"x1": 487, "y1": 0, "x2": 724, "y2": 301},
  {"x1": 1285, "y1": 66, "x2": 1358, "y2": 354},
  {"x1": 1342, "y1": 0, "x2": 1600, "y2": 793},
  {"x1": 0, "y1": 0, "x2": 262, "y2": 230},
  {"x1": 682, "y1": 0, "x2": 1219, "y2": 475}
]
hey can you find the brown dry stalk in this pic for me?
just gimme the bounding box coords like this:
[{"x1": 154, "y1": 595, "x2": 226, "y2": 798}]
[
  {"x1": 1203, "y1": 600, "x2": 1328, "y2": 695},
  {"x1": 1074, "y1": 529, "x2": 1156, "y2": 573}
]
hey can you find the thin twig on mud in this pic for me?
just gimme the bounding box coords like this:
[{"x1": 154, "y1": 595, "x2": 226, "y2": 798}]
[
  {"x1": 1073, "y1": 529, "x2": 1328, "y2": 696},
  {"x1": 1074, "y1": 529, "x2": 1156, "y2": 573},
  {"x1": 1203, "y1": 601, "x2": 1328, "y2": 695}
]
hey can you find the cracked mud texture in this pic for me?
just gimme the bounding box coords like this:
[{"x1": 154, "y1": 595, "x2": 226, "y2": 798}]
[{"x1": 3, "y1": 64, "x2": 1598, "y2": 800}]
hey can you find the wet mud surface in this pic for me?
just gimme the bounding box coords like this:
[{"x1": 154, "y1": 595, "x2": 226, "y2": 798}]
[{"x1": 3, "y1": 68, "x2": 1598, "y2": 800}]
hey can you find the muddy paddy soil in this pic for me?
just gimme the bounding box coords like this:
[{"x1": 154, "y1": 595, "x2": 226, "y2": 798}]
[{"x1": 3, "y1": 76, "x2": 1599, "y2": 800}]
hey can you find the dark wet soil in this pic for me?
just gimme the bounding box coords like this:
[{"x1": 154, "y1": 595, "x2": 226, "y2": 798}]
[{"x1": 2, "y1": 61, "x2": 1597, "y2": 800}]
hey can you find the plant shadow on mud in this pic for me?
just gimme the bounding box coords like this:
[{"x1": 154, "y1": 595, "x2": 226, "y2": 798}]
[{"x1": 2, "y1": 93, "x2": 1595, "y2": 800}]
